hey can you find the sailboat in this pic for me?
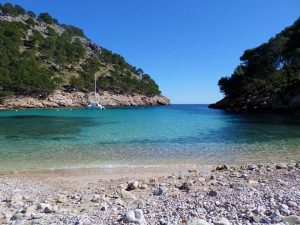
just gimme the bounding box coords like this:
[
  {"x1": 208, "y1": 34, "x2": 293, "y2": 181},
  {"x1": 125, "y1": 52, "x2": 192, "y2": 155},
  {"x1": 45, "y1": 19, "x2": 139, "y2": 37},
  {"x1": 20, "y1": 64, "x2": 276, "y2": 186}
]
[{"x1": 85, "y1": 74, "x2": 105, "y2": 109}]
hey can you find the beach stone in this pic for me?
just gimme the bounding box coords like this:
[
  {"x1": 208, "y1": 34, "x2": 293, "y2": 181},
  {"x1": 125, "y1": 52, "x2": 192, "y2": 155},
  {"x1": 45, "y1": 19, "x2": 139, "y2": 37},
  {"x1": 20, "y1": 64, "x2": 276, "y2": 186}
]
[
  {"x1": 215, "y1": 165, "x2": 228, "y2": 171},
  {"x1": 295, "y1": 162, "x2": 300, "y2": 168},
  {"x1": 9, "y1": 193, "x2": 23, "y2": 202},
  {"x1": 247, "y1": 164, "x2": 258, "y2": 170},
  {"x1": 153, "y1": 186, "x2": 167, "y2": 196},
  {"x1": 31, "y1": 213, "x2": 43, "y2": 219},
  {"x1": 198, "y1": 177, "x2": 206, "y2": 183},
  {"x1": 91, "y1": 194, "x2": 100, "y2": 203},
  {"x1": 11, "y1": 213, "x2": 22, "y2": 221},
  {"x1": 139, "y1": 183, "x2": 148, "y2": 189},
  {"x1": 179, "y1": 182, "x2": 192, "y2": 191},
  {"x1": 187, "y1": 218, "x2": 211, "y2": 225},
  {"x1": 134, "y1": 199, "x2": 145, "y2": 208},
  {"x1": 208, "y1": 190, "x2": 218, "y2": 197},
  {"x1": 230, "y1": 182, "x2": 247, "y2": 190},
  {"x1": 127, "y1": 181, "x2": 139, "y2": 191},
  {"x1": 75, "y1": 220, "x2": 84, "y2": 225},
  {"x1": 271, "y1": 212, "x2": 283, "y2": 223},
  {"x1": 44, "y1": 206, "x2": 53, "y2": 213},
  {"x1": 123, "y1": 209, "x2": 147, "y2": 225},
  {"x1": 100, "y1": 203, "x2": 108, "y2": 211},
  {"x1": 279, "y1": 204, "x2": 290, "y2": 215},
  {"x1": 56, "y1": 194, "x2": 67, "y2": 203},
  {"x1": 253, "y1": 205, "x2": 266, "y2": 214},
  {"x1": 287, "y1": 164, "x2": 295, "y2": 170},
  {"x1": 282, "y1": 215, "x2": 300, "y2": 225},
  {"x1": 249, "y1": 215, "x2": 261, "y2": 223},
  {"x1": 260, "y1": 217, "x2": 271, "y2": 223},
  {"x1": 214, "y1": 217, "x2": 231, "y2": 225},
  {"x1": 197, "y1": 207, "x2": 207, "y2": 214},
  {"x1": 37, "y1": 202, "x2": 51, "y2": 211},
  {"x1": 115, "y1": 198, "x2": 124, "y2": 206},
  {"x1": 248, "y1": 180, "x2": 258, "y2": 185},
  {"x1": 276, "y1": 163, "x2": 288, "y2": 169},
  {"x1": 287, "y1": 201, "x2": 297, "y2": 208},
  {"x1": 71, "y1": 193, "x2": 82, "y2": 202},
  {"x1": 118, "y1": 189, "x2": 136, "y2": 200},
  {"x1": 25, "y1": 204, "x2": 37, "y2": 214}
]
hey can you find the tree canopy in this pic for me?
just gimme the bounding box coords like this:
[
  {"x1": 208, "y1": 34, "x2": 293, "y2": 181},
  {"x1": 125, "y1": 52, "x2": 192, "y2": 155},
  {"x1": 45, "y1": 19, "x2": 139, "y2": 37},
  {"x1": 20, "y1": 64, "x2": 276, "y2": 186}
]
[{"x1": 218, "y1": 18, "x2": 300, "y2": 99}]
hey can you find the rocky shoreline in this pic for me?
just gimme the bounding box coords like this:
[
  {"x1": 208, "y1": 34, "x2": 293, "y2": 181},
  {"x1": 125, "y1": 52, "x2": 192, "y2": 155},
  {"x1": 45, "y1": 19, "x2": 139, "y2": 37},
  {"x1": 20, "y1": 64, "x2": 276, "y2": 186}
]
[
  {"x1": 209, "y1": 88, "x2": 300, "y2": 114},
  {"x1": 0, "y1": 162, "x2": 299, "y2": 224},
  {"x1": 0, "y1": 90, "x2": 170, "y2": 110}
]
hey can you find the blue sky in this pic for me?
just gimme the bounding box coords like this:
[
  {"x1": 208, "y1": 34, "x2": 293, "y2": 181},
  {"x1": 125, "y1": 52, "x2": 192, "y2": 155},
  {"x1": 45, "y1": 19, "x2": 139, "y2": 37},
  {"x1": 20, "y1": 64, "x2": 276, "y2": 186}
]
[{"x1": 1, "y1": 1, "x2": 299, "y2": 103}]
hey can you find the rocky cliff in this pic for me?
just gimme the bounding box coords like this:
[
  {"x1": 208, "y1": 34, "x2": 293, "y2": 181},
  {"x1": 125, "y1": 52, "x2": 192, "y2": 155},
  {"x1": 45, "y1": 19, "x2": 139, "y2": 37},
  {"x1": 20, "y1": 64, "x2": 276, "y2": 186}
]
[
  {"x1": 0, "y1": 91, "x2": 170, "y2": 110},
  {"x1": 209, "y1": 87, "x2": 300, "y2": 114}
]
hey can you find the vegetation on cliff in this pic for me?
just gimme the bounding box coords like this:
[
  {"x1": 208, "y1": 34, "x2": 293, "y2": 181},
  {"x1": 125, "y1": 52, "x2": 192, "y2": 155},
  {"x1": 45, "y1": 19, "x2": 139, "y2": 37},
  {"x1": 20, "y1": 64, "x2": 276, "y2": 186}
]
[
  {"x1": 212, "y1": 18, "x2": 300, "y2": 112},
  {"x1": 0, "y1": 3, "x2": 161, "y2": 99}
]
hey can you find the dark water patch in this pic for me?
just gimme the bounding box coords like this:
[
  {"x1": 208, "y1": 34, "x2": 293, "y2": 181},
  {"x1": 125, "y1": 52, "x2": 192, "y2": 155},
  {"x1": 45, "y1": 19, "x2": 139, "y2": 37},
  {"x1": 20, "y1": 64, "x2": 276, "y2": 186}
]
[
  {"x1": 0, "y1": 115, "x2": 97, "y2": 140},
  {"x1": 227, "y1": 113, "x2": 300, "y2": 126}
]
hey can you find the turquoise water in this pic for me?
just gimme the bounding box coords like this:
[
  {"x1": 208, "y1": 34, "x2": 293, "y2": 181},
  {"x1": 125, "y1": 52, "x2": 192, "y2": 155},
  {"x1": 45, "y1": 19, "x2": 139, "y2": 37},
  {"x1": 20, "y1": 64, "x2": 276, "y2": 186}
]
[{"x1": 0, "y1": 105, "x2": 300, "y2": 171}]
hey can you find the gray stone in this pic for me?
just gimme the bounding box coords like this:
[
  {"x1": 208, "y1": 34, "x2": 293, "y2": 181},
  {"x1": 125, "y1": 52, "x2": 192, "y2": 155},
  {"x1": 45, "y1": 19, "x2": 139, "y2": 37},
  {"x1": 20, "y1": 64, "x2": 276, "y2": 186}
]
[
  {"x1": 279, "y1": 204, "x2": 290, "y2": 215},
  {"x1": 215, "y1": 165, "x2": 228, "y2": 171},
  {"x1": 139, "y1": 183, "x2": 148, "y2": 189},
  {"x1": 179, "y1": 182, "x2": 192, "y2": 191},
  {"x1": 153, "y1": 186, "x2": 167, "y2": 196},
  {"x1": 214, "y1": 217, "x2": 231, "y2": 225},
  {"x1": 287, "y1": 201, "x2": 297, "y2": 208},
  {"x1": 91, "y1": 194, "x2": 100, "y2": 203},
  {"x1": 118, "y1": 189, "x2": 137, "y2": 200},
  {"x1": 127, "y1": 181, "x2": 139, "y2": 191},
  {"x1": 9, "y1": 193, "x2": 23, "y2": 202},
  {"x1": 25, "y1": 204, "x2": 37, "y2": 214},
  {"x1": 123, "y1": 209, "x2": 147, "y2": 225},
  {"x1": 56, "y1": 194, "x2": 67, "y2": 203},
  {"x1": 276, "y1": 163, "x2": 288, "y2": 169},
  {"x1": 247, "y1": 164, "x2": 258, "y2": 170},
  {"x1": 37, "y1": 202, "x2": 51, "y2": 211},
  {"x1": 249, "y1": 215, "x2": 261, "y2": 223},
  {"x1": 100, "y1": 203, "x2": 108, "y2": 211},
  {"x1": 208, "y1": 190, "x2": 218, "y2": 197},
  {"x1": 282, "y1": 215, "x2": 300, "y2": 225},
  {"x1": 11, "y1": 213, "x2": 22, "y2": 221},
  {"x1": 197, "y1": 207, "x2": 207, "y2": 214},
  {"x1": 44, "y1": 206, "x2": 53, "y2": 213},
  {"x1": 187, "y1": 219, "x2": 211, "y2": 225}
]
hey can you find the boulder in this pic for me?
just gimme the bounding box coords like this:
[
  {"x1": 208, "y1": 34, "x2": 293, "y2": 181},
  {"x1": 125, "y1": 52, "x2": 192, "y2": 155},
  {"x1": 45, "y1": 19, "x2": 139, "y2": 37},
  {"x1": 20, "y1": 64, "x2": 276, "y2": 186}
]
[
  {"x1": 123, "y1": 209, "x2": 147, "y2": 225},
  {"x1": 118, "y1": 189, "x2": 136, "y2": 200},
  {"x1": 126, "y1": 181, "x2": 139, "y2": 191}
]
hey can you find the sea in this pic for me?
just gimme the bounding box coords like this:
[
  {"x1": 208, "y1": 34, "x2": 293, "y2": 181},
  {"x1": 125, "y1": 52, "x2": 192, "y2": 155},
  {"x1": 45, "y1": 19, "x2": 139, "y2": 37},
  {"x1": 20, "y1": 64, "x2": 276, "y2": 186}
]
[{"x1": 0, "y1": 104, "x2": 299, "y2": 171}]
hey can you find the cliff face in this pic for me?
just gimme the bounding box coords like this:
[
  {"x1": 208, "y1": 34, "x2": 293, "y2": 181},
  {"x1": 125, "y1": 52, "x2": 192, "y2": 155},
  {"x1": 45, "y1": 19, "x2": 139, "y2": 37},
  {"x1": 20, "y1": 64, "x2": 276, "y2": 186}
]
[{"x1": 0, "y1": 91, "x2": 170, "y2": 110}]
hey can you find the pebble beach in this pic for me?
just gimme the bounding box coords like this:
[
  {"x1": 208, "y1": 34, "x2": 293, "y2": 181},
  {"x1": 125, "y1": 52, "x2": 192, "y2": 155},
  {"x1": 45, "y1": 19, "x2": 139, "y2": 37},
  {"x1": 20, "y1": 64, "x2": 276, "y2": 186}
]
[{"x1": 0, "y1": 162, "x2": 299, "y2": 225}]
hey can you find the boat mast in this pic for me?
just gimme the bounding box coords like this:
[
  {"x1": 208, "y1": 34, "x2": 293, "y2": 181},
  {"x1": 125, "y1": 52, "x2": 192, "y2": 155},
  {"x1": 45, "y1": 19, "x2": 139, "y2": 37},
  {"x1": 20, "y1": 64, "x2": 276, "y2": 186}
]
[{"x1": 94, "y1": 73, "x2": 96, "y2": 98}]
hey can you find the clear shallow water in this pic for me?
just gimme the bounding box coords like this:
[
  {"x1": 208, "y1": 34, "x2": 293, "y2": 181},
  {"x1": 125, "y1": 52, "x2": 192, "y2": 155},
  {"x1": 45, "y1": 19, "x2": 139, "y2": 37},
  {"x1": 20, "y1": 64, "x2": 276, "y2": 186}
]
[{"x1": 0, "y1": 105, "x2": 300, "y2": 171}]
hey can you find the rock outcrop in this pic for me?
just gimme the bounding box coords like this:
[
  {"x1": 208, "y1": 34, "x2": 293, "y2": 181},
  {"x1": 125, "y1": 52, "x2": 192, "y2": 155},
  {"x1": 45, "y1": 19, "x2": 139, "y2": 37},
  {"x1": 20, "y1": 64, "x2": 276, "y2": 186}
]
[
  {"x1": 209, "y1": 87, "x2": 300, "y2": 114},
  {"x1": 0, "y1": 91, "x2": 170, "y2": 110}
]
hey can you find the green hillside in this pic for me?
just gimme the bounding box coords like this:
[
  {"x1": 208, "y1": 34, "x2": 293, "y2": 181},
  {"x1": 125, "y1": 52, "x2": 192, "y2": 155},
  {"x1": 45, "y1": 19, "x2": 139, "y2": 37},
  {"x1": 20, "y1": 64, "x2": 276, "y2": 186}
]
[{"x1": 0, "y1": 3, "x2": 161, "y2": 99}]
